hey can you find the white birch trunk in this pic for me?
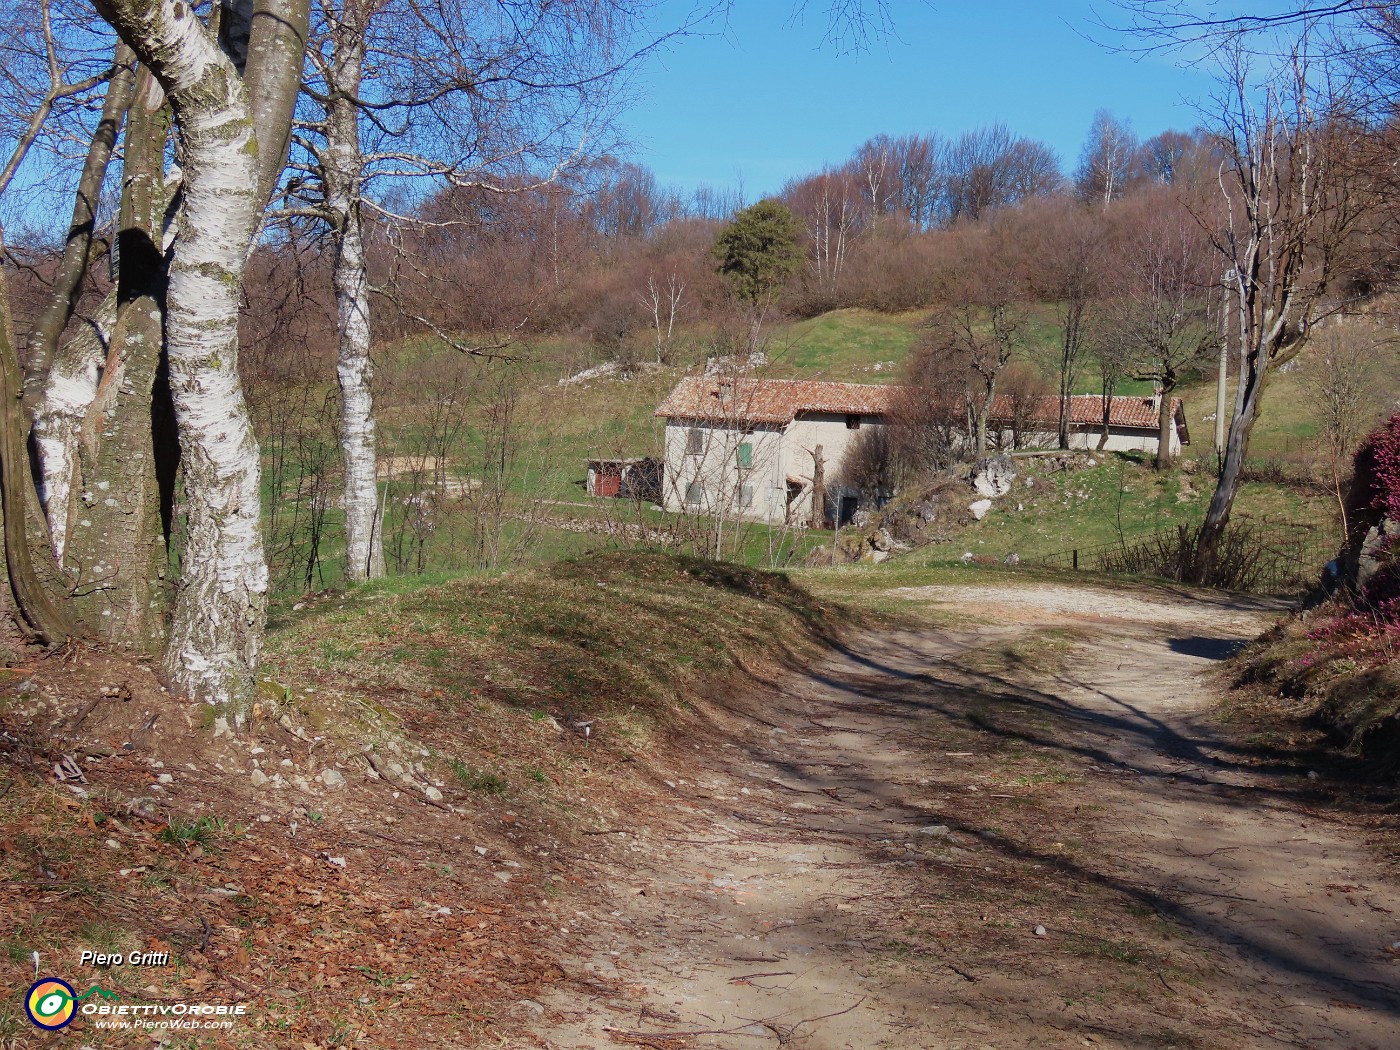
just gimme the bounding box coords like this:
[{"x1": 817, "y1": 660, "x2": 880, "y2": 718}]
[
  {"x1": 324, "y1": 6, "x2": 384, "y2": 580},
  {"x1": 95, "y1": 0, "x2": 270, "y2": 715},
  {"x1": 33, "y1": 296, "x2": 114, "y2": 561}
]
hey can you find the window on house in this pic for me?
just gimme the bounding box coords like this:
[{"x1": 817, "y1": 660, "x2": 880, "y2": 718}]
[
  {"x1": 685, "y1": 481, "x2": 704, "y2": 506},
  {"x1": 737, "y1": 441, "x2": 754, "y2": 470},
  {"x1": 738, "y1": 483, "x2": 755, "y2": 509},
  {"x1": 686, "y1": 428, "x2": 705, "y2": 456},
  {"x1": 846, "y1": 414, "x2": 862, "y2": 429}
]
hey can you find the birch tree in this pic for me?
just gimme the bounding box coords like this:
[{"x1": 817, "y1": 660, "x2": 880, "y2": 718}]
[
  {"x1": 1076, "y1": 109, "x2": 1138, "y2": 206},
  {"x1": 83, "y1": 0, "x2": 309, "y2": 713},
  {"x1": 0, "y1": 0, "x2": 114, "y2": 645},
  {"x1": 284, "y1": 0, "x2": 658, "y2": 582},
  {"x1": 782, "y1": 166, "x2": 861, "y2": 291},
  {"x1": 640, "y1": 272, "x2": 684, "y2": 364}
]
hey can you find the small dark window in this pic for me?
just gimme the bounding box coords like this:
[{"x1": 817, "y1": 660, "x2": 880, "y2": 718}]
[
  {"x1": 686, "y1": 428, "x2": 705, "y2": 455},
  {"x1": 738, "y1": 483, "x2": 755, "y2": 508},
  {"x1": 685, "y1": 481, "x2": 704, "y2": 506},
  {"x1": 846, "y1": 414, "x2": 862, "y2": 430}
]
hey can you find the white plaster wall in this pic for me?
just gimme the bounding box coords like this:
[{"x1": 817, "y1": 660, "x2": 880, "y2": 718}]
[
  {"x1": 662, "y1": 413, "x2": 884, "y2": 525},
  {"x1": 1067, "y1": 423, "x2": 1181, "y2": 457},
  {"x1": 784, "y1": 413, "x2": 868, "y2": 477},
  {"x1": 993, "y1": 424, "x2": 1182, "y2": 458},
  {"x1": 663, "y1": 421, "x2": 786, "y2": 523},
  {"x1": 780, "y1": 413, "x2": 875, "y2": 524}
]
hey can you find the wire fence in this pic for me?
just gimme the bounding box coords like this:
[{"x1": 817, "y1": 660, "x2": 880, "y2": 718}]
[{"x1": 1037, "y1": 515, "x2": 1337, "y2": 597}]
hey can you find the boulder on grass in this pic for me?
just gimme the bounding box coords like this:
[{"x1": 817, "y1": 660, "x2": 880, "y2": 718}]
[{"x1": 971, "y1": 455, "x2": 1017, "y2": 498}]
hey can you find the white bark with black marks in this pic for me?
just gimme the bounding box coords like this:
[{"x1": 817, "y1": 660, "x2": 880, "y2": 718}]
[
  {"x1": 93, "y1": 0, "x2": 270, "y2": 714},
  {"x1": 33, "y1": 298, "x2": 115, "y2": 561},
  {"x1": 324, "y1": 4, "x2": 384, "y2": 580}
]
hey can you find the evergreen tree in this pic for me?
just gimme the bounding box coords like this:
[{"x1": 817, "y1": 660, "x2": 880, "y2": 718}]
[{"x1": 712, "y1": 200, "x2": 805, "y2": 351}]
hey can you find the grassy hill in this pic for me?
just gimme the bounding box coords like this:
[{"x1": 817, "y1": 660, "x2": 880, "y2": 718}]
[{"x1": 261, "y1": 306, "x2": 1398, "y2": 596}]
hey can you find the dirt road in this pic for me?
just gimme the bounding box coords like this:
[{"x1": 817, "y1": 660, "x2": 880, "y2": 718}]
[{"x1": 530, "y1": 584, "x2": 1400, "y2": 1049}]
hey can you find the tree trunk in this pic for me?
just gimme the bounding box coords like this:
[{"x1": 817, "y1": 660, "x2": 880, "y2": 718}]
[
  {"x1": 33, "y1": 297, "x2": 115, "y2": 556},
  {"x1": 1197, "y1": 361, "x2": 1268, "y2": 577},
  {"x1": 23, "y1": 44, "x2": 135, "y2": 416},
  {"x1": 30, "y1": 45, "x2": 137, "y2": 552},
  {"x1": 810, "y1": 444, "x2": 825, "y2": 528},
  {"x1": 0, "y1": 248, "x2": 74, "y2": 645},
  {"x1": 970, "y1": 382, "x2": 995, "y2": 460},
  {"x1": 324, "y1": 4, "x2": 385, "y2": 581},
  {"x1": 64, "y1": 300, "x2": 174, "y2": 649},
  {"x1": 242, "y1": 1, "x2": 311, "y2": 207},
  {"x1": 333, "y1": 217, "x2": 384, "y2": 580},
  {"x1": 94, "y1": 0, "x2": 273, "y2": 716},
  {"x1": 1097, "y1": 373, "x2": 1114, "y2": 451},
  {"x1": 1155, "y1": 389, "x2": 1173, "y2": 471},
  {"x1": 61, "y1": 67, "x2": 177, "y2": 651},
  {"x1": 1057, "y1": 386, "x2": 1071, "y2": 450}
]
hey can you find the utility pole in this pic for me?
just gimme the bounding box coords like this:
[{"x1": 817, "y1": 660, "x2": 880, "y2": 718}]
[{"x1": 1216, "y1": 270, "x2": 1234, "y2": 458}]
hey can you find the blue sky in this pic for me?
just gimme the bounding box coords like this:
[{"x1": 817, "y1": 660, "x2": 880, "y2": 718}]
[{"x1": 621, "y1": 1, "x2": 1223, "y2": 198}]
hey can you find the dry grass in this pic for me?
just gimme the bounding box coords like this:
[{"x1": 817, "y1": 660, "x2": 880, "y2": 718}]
[{"x1": 0, "y1": 552, "x2": 858, "y2": 1047}]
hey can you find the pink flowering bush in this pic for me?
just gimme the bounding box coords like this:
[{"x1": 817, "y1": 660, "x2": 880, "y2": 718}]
[
  {"x1": 1347, "y1": 414, "x2": 1400, "y2": 616},
  {"x1": 1224, "y1": 414, "x2": 1400, "y2": 766}
]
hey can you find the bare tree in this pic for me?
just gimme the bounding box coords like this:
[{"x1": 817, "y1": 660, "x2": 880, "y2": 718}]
[
  {"x1": 284, "y1": 0, "x2": 667, "y2": 582},
  {"x1": 782, "y1": 166, "x2": 862, "y2": 290},
  {"x1": 998, "y1": 362, "x2": 1055, "y2": 451},
  {"x1": 1076, "y1": 109, "x2": 1138, "y2": 206},
  {"x1": 1306, "y1": 323, "x2": 1389, "y2": 542},
  {"x1": 1021, "y1": 198, "x2": 1104, "y2": 448},
  {"x1": 1196, "y1": 49, "x2": 1369, "y2": 564},
  {"x1": 943, "y1": 123, "x2": 1062, "y2": 223},
  {"x1": 640, "y1": 272, "x2": 685, "y2": 364},
  {"x1": 913, "y1": 218, "x2": 1029, "y2": 459},
  {"x1": 1104, "y1": 188, "x2": 1217, "y2": 468},
  {"x1": 1135, "y1": 128, "x2": 1214, "y2": 187},
  {"x1": 848, "y1": 133, "x2": 943, "y2": 228}
]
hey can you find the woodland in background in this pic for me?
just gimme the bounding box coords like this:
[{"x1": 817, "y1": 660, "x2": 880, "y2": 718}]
[{"x1": 7, "y1": 96, "x2": 1396, "y2": 583}]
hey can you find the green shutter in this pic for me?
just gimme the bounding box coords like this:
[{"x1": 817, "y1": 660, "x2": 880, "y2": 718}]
[{"x1": 737, "y1": 442, "x2": 753, "y2": 469}]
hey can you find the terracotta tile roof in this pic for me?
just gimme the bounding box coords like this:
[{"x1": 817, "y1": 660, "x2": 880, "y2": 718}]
[
  {"x1": 655, "y1": 376, "x2": 901, "y2": 426},
  {"x1": 989, "y1": 394, "x2": 1189, "y2": 441},
  {"x1": 656, "y1": 377, "x2": 1189, "y2": 443}
]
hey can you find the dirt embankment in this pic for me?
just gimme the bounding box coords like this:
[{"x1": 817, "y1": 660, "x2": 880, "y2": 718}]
[
  {"x1": 4, "y1": 570, "x2": 1399, "y2": 1049},
  {"x1": 0, "y1": 554, "x2": 847, "y2": 1048}
]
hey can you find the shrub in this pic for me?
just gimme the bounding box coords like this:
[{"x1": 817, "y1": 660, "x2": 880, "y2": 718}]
[
  {"x1": 1353, "y1": 413, "x2": 1400, "y2": 529},
  {"x1": 1099, "y1": 520, "x2": 1283, "y2": 592}
]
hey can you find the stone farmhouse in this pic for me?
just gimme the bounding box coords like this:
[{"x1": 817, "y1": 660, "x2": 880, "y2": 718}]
[
  {"x1": 654, "y1": 377, "x2": 1188, "y2": 525},
  {"x1": 987, "y1": 393, "x2": 1191, "y2": 456},
  {"x1": 655, "y1": 376, "x2": 898, "y2": 526}
]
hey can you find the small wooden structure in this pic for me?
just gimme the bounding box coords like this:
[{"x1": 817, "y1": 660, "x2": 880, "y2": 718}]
[{"x1": 586, "y1": 457, "x2": 662, "y2": 501}]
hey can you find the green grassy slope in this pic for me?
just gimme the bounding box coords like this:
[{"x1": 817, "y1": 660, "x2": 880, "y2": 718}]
[{"x1": 259, "y1": 306, "x2": 1397, "y2": 593}]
